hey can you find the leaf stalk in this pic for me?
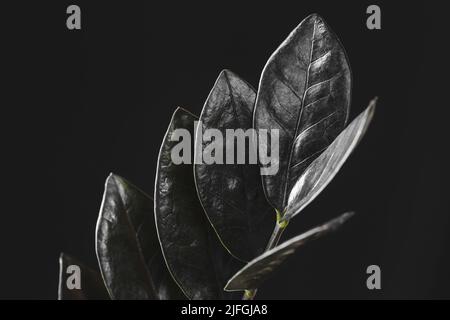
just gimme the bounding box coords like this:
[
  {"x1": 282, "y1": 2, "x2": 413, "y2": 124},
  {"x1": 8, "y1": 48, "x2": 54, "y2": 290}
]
[{"x1": 242, "y1": 209, "x2": 289, "y2": 300}]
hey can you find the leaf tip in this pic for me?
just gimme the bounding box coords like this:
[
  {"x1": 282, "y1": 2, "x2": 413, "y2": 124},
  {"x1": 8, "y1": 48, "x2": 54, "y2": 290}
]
[
  {"x1": 223, "y1": 281, "x2": 231, "y2": 292},
  {"x1": 368, "y1": 96, "x2": 378, "y2": 112},
  {"x1": 58, "y1": 252, "x2": 66, "y2": 264},
  {"x1": 106, "y1": 171, "x2": 117, "y2": 180},
  {"x1": 362, "y1": 97, "x2": 378, "y2": 133},
  {"x1": 105, "y1": 172, "x2": 125, "y2": 190},
  {"x1": 304, "y1": 13, "x2": 325, "y2": 24},
  {"x1": 173, "y1": 106, "x2": 198, "y2": 120},
  {"x1": 216, "y1": 69, "x2": 256, "y2": 96},
  {"x1": 219, "y1": 69, "x2": 234, "y2": 79},
  {"x1": 173, "y1": 106, "x2": 188, "y2": 115},
  {"x1": 223, "y1": 278, "x2": 238, "y2": 292},
  {"x1": 327, "y1": 211, "x2": 355, "y2": 231},
  {"x1": 218, "y1": 69, "x2": 248, "y2": 88}
]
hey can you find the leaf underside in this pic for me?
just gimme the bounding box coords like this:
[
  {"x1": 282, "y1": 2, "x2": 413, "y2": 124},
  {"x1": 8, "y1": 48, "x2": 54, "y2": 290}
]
[
  {"x1": 58, "y1": 253, "x2": 109, "y2": 300},
  {"x1": 284, "y1": 99, "x2": 376, "y2": 221},
  {"x1": 96, "y1": 174, "x2": 185, "y2": 300},
  {"x1": 224, "y1": 211, "x2": 354, "y2": 291},
  {"x1": 194, "y1": 70, "x2": 275, "y2": 262},
  {"x1": 254, "y1": 13, "x2": 352, "y2": 212},
  {"x1": 155, "y1": 108, "x2": 242, "y2": 300}
]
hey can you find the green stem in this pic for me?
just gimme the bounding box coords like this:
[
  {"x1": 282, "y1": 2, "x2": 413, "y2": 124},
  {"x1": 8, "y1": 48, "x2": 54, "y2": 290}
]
[
  {"x1": 243, "y1": 289, "x2": 257, "y2": 300},
  {"x1": 242, "y1": 209, "x2": 289, "y2": 300},
  {"x1": 266, "y1": 211, "x2": 288, "y2": 250}
]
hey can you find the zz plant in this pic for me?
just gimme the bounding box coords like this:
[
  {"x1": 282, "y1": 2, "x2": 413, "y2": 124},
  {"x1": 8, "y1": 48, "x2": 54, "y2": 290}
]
[{"x1": 58, "y1": 13, "x2": 377, "y2": 300}]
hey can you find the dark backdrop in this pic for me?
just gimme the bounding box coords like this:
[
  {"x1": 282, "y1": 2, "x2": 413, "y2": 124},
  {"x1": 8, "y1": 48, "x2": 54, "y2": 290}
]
[{"x1": 3, "y1": 1, "x2": 448, "y2": 299}]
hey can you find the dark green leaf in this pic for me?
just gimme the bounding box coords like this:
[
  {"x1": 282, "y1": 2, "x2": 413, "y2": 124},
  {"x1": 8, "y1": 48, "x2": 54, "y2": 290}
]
[
  {"x1": 283, "y1": 99, "x2": 376, "y2": 222},
  {"x1": 155, "y1": 108, "x2": 242, "y2": 299},
  {"x1": 224, "y1": 212, "x2": 354, "y2": 291},
  {"x1": 96, "y1": 174, "x2": 185, "y2": 300},
  {"x1": 254, "y1": 14, "x2": 351, "y2": 212},
  {"x1": 58, "y1": 253, "x2": 109, "y2": 300},
  {"x1": 194, "y1": 70, "x2": 275, "y2": 262}
]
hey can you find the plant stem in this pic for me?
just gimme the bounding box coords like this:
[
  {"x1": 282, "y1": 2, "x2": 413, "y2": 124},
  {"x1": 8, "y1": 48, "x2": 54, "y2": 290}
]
[
  {"x1": 265, "y1": 220, "x2": 287, "y2": 251},
  {"x1": 242, "y1": 210, "x2": 288, "y2": 300}
]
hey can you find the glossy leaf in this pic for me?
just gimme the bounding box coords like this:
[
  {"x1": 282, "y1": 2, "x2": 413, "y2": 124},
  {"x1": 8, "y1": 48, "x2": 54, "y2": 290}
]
[
  {"x1": 194, "y1": 70, "x2": 275, "y2": 262},
  {"x1": 254, "y1": 13, "x2": 351, "y2": 212},
  {"x1": 225, "y1": 212, "x2": 354, "y2": 291},
  {"x1": 155, "y1": 108, "x2": 242, "y2": 300},
  {"x1": 283, "y1": 99, "x2": 376, "y2": 222},
  {"x1": 96, "y1": 174, "x2": 185, "y2": 300},
  {"x1": 58, "y1": 253, "x2": 109, "y2": 300}
]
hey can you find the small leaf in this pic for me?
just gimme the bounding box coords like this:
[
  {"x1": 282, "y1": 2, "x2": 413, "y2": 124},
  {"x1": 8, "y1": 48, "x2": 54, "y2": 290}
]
[
  {"x1": 254, "y1": 13, "x2": 352, "y2": 212},
  {"x1": 58, "y1": 253, "x2": 109, "y2": 300},
  {"x1": 155, "y1": 108, "x2": 242, "y2": 300},
  {"x1": 96, "y1": 174, "x2": 185, "y2": 300},
  {"x1": 224, "y1": 212, "x2": 354, "y2": 291},
  {"x1": 194, "y1": 70, "x2": 275, "y2": 262},
  {"x1": 283, "y1": 99, "x2": 376, "y2": 222}
]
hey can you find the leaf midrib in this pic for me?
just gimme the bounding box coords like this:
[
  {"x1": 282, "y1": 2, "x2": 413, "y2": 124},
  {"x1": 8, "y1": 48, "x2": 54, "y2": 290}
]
[{"x1": 282, "y1": 17, "x2": 318, "y2": 209}]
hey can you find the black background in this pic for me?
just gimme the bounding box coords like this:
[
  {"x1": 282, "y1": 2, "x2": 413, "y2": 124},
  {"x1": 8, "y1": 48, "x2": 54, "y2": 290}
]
[{"x1": 2, "y1": 1, "x2": 448, "y2": 299}]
